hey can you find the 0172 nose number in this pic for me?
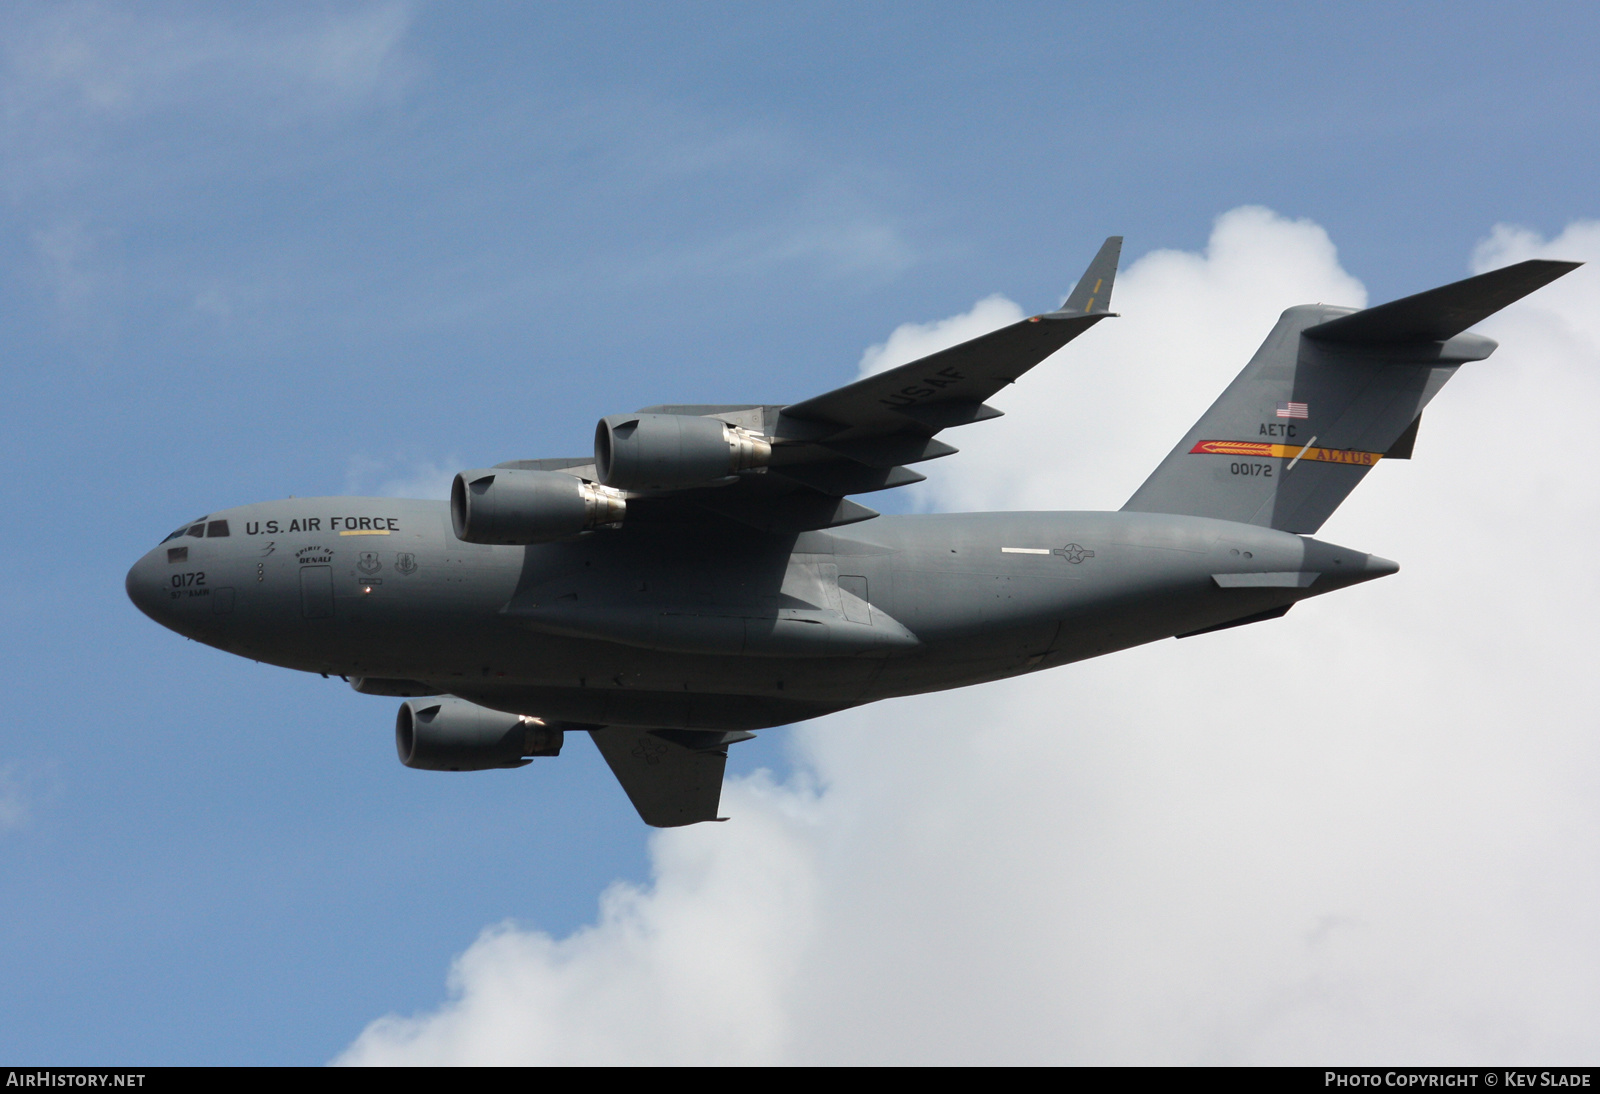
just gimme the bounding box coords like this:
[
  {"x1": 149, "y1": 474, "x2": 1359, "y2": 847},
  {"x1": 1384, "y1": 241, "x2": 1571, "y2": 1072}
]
[{"x1": 169, "y1": 572, "x2": 208, "y2": 599}]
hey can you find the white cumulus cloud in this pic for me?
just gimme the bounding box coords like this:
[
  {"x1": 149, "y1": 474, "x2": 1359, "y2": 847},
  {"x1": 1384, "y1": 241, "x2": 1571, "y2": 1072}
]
[
  {"x1": 340, "y1": 773, "x2": 822, "y2": 1065},
  {"x1": 857, "y1": 293, "x2": 1026, "y2": 376},
  {"x1": 338, "y1": 208, "x2": 1600, "y2": 1065}
]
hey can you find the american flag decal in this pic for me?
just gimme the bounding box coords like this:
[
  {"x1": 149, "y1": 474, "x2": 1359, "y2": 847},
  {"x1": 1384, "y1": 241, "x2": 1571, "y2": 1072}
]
[{"x1": 1276, "y1": 401, "x2": 1309, "y2": 419}]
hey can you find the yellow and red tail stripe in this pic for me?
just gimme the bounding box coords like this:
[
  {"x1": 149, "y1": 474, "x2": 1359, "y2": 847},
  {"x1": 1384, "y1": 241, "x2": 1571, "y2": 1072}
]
[{"x1": 1189, "y1": 440, "x2": 1383, "y2": 466}]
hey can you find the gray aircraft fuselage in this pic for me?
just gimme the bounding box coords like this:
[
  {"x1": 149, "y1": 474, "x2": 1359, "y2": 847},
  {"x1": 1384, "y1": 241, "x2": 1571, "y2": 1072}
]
[
  {"x1": 118, "y1": 243, "x2": 1579, "y2": 825},
  {"x1": 125, "y1": 496, "x2": 1393, "y2": 730}
]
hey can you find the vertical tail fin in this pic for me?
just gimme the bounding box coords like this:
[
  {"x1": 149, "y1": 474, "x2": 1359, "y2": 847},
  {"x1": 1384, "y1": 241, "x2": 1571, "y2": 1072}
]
[{"x1": 1121, "y1": 259, "x2": 1580, "y2": 534}]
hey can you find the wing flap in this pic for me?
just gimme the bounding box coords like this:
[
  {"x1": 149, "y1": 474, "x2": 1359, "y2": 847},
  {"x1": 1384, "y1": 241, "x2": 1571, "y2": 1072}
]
[
  {"x1": 688, "y1": 486, "x2": 879, "y2": 533},
  {"x1": 770, "y1": 462, "x2": 926, "y2": 496},
  {"x1": 888, "y1": 401, "x2": 1005, "y2": 430},
  {"x1": 819, "y1": 434, "x2": 958, "y2": 468}
]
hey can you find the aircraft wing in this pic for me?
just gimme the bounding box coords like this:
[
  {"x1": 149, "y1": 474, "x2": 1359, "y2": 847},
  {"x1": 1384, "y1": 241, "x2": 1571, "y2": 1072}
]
[
  {"x1": 494, "y1": 237, "x2": 1121, "y2": 534},
  {"x1": 588, "y1": 727, "x2": 755, "y2": 827},
  {"x1": 780, "y1": 235, "x2": 1121, "y2": 438}
]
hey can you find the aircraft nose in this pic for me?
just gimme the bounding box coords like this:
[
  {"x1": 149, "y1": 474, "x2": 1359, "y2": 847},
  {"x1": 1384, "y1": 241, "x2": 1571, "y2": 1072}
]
[{"x1": 125, "y1": 549, "x2": 169, "y2": 623}]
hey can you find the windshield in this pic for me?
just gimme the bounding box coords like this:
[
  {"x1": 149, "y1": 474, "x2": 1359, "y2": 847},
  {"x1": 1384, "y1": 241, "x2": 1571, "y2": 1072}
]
[{"x1": 160, "y1": 518, "x2": 209, "y2": 544}]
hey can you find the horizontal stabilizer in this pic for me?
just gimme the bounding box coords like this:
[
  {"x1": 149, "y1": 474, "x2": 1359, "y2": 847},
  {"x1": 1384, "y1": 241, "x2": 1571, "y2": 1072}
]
[{"x1": 1305, "y1": 259, "x2": 1581, "y2": 344}]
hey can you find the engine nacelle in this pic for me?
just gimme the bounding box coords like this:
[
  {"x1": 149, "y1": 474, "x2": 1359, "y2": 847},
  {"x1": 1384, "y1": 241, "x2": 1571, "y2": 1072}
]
[
  {"x1": 451, "y1": 468, "x2": 625, "y2": 545},
  {"x1": 395, "y1": 697, "x2": 563, "y2": 772},
  {"x1": 594, "y1": 413, "x2": 771, "y2": 490}
]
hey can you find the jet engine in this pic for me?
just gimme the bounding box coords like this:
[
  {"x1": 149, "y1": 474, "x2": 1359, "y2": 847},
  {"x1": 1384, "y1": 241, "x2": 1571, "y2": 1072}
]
[
  {"x1": 395, "y1": 696, "x2": 564, "y2": 771},
  {"x1": 451, "y1": 468, "x2": 625, "y2": 544},
  {"x1": 594, "y1": 413, "x2": 771, "y2": 490}
]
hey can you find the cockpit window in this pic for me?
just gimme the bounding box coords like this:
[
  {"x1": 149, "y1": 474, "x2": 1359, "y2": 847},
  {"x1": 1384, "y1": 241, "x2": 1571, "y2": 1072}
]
[
  {"x1": 162, "y1": 517, "x2": 208, "y2": 543},
  {"x1": 206, "y1": 520, "x2": 230, "y2": 538},
  {"x1": 186, "y1": 524, "x2": 205, "y2": 538}
]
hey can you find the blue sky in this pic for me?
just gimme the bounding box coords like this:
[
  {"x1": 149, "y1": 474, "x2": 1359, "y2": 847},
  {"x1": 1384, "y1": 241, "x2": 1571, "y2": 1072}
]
[{"x1": 3, "y1": 2, "x2": 1599, "y2": 1064}]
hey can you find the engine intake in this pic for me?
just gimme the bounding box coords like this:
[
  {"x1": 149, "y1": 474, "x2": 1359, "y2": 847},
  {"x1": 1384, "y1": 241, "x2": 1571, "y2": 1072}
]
[
  {"x1": 594, "y1": 413, "x2": 771, "y2": 490},
  {"x1": 451, "y1": 468, "x2": 625, "y2": 545},
  {"x1": 395, "y1": 697, "x2": 564, "y2": 771}
]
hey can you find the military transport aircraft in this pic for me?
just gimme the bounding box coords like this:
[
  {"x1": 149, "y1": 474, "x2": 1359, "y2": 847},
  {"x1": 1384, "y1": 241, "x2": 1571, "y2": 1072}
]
[{"x1": 125, "y1": 238, "x2": 1579, "y2": 826}]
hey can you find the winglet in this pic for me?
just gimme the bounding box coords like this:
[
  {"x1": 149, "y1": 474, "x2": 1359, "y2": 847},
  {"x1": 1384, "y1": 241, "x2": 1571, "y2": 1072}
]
[
  {"x1": 1304, "y1": 259, "x2": 1582, "y2": 344},
  {"x1": 1054, "y1": 236, "x2": 1123, "y2": 316}
]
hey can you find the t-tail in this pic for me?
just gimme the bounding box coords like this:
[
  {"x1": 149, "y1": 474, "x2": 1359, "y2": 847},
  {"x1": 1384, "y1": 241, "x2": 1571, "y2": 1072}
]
[{"x1": 1121, "y1": 259, "x2": 1581, "y2": 533}]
